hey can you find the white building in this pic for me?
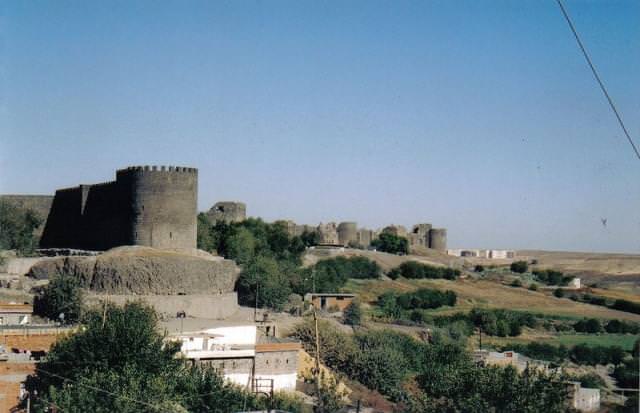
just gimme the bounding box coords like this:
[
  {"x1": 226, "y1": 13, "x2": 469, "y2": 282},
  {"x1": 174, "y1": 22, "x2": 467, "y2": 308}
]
[
  {"x1": 447, "y1": 249, "x2": 515, "y2": 259},
  {"x1": 170, "y1": 325, "x2": 300, "y2": 393},
  {"x1": 566, "y1": 382, "x2": 600, "y2": 412}
]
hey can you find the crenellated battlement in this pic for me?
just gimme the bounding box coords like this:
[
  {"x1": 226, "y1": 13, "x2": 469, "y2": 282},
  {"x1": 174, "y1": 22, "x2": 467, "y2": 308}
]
[
  {"x1": 41, "y1": 165, "x2": 198, "y2": 251},
  {"x1": 116, "y1": 165, "x2": 198, "y2": 175}
]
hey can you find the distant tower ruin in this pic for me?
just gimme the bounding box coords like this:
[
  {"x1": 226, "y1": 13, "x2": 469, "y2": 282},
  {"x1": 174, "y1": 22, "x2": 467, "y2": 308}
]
[
  {"x1": 337, "y1": 222, "x2": 358, "y2": 246},
  {"x1": 207, "y1": 201, "x2": 246, "y2": 224},
  {"x1": 408, "y1": 223, "x2": 432, "y2": 248},
  {"x1": 317, "y1": 222, "x2": 339, "y2": 245},
  {"x1": 40, "y1": 165, "x2": 198, "y2": 250},
  {"x1": 428, "y1": 228, "x2": 447, "y2": 252}
]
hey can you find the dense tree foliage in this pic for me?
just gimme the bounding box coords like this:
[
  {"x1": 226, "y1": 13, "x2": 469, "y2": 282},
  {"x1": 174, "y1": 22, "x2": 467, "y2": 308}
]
[
  {"x1": 343, "y1": 300, "x2": 362, "y2": 326},
  {"x1": 291, "y1": 256, "x2": 381, "y2": 295},
  {"x1": 573, "y1": 318, "x2": 603, "y2": 334},
  {"x1": 0, "y1": 200, "x2": 42, "y2": 255},
  {"x1": 378, "y1": 289, "x2": 456, "y2": 319},
  {"x1": 611, "y1": 299, "x2": 640, "y2": 315},
  {"x1": 370, "y1": 233, "x2": 409, "y2": 255},
  {"x1": 236, "y1": 256, "x2": 294, "y2": 311},
  {"x1": 417, "y1": 362, "x2": 568, "y2": 413},
  {"x1": 505, "y1": 341, "x2": 629, "y2": 366},
  {"x1": 387, "y1": 261, "x2": 460, "y2": 280},
  {"x1": 34, "y1": 274, "x2": 84, "y2": 324},
  {"x1": 509, "y1": 260, "x2": 528, "y2": 274},
  {"x1": 29, "y1": 302, "x2": 305, "y2": 412},
  {"x1": 604, "y1": 319, "x2": 640, "y2": 334},
  {"x1": 292, "y1": 319, "x2": 569, "y2": 412},
  {"x1": 469, "y1": 308, "x2": 536, "y2": 337},
  {"x1": 198, "y1": 216, "x2": 381, "y2": 309},
  {"x1": 613, "y1": 356, "x2": 640, "y2": 389},
  {"x1": 532, "y1": 269, "x2": 574, "y2": 286}
]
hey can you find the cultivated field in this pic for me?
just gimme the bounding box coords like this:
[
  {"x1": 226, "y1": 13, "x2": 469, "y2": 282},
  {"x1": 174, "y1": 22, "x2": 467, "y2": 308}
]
[
  {"x1": 344, "y1": 277, "x2": 640, "y2": 322},
  {"x1": 481, "y1": 333, "x2": 638, "y2": 351}
]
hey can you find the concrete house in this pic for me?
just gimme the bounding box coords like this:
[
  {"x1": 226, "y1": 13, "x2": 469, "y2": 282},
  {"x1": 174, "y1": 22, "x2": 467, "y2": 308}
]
[
  {"x1": 170, "y1": 325, "x2": 300, "y2": 393},
  {"x1": 304, "y1": 293, "x2": 356, "y2": 312}
]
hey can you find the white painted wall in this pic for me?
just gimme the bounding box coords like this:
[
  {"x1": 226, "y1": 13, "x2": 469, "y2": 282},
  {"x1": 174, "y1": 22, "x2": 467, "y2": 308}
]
[{"x1": 255, "y1": 373, "x2": 297, "y2": 392}]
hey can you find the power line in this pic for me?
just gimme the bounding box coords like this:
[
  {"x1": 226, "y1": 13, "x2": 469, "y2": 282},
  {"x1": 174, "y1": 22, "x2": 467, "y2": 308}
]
[
  {"x1": 556, "y1": 0, "x2": 640, "y2": 161},
  {"x1": 35, "y1": 367, "x2": 170, "y2": 412}
]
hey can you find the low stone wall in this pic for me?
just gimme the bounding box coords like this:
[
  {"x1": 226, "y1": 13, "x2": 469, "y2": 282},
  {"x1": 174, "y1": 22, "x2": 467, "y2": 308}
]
[
  {"x1": 84, "y1": 293, "x2": 239, "y2": 319},
  {"x1": 3, "y1": 257, "x2": 55, "y2": 276}
]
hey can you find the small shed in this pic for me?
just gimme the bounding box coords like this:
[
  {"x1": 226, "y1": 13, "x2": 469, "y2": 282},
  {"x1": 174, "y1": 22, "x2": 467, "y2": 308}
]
[
  {"x1": 0, "y1": 303, "x2": 32, "y2": 325},
  {"x1": 304, "y1": 293, "x2": 356, "y2": 311}
]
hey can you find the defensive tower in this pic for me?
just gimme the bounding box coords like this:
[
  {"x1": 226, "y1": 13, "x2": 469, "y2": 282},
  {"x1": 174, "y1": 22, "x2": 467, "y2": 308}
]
[
  {"x1": 337, "y1": 222, "x2": 358, "y2": 246},
  {"x1": 428, "y1": 228, "x2": 447, "y2": 252},
  {"x1": 41, "y1": 165, "x2": 198, "y2": 251}
]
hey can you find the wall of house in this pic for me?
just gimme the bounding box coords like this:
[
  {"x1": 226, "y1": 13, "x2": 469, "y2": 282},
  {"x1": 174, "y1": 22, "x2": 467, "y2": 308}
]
[
  {"x1": 255, "y1": 349, "x2": 298, "y2": 391},
  {"x1": 311, "y1": 296, "x2": 354, "y2": 311}
]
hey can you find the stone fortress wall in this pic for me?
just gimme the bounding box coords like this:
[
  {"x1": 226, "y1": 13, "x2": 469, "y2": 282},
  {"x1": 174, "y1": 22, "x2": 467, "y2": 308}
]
[
  {"x1": 206, "y1": 201, "x2": 246, "y2": 224},
  {"x1": 276, "y1": 217, "x2": 447, "y2": 251},
  {"x1": 40, "y1": 166, "x2": 197, "y2": 251}
]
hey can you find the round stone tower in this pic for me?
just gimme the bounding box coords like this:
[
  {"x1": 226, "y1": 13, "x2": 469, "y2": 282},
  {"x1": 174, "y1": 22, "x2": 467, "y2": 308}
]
[
  {"x1": 116, "y1": 165, "x2": 198, "y2": 249},
  {"x1": 337, "y1": 222, "x2": 358, "y2": 246},
  {"x1": 428, "y1": 228, "x2": 447, "y2": 252}
]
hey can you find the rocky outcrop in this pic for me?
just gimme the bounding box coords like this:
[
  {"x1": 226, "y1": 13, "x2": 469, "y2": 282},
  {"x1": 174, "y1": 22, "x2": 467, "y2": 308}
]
[{"x1": 27, "y1": 246, "x2": 239, "y2": 295}]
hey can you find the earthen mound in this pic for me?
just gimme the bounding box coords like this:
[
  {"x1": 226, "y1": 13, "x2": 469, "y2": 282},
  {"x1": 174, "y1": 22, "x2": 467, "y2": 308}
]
[{"x1": 27, "y1": 246, "x2": 239, "y2": 295}]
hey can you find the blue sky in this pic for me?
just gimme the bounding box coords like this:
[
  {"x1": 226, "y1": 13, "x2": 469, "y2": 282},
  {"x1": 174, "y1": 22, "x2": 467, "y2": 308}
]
[{"x1": 1, "y1": 0, "x2": 638, "y2": 253}]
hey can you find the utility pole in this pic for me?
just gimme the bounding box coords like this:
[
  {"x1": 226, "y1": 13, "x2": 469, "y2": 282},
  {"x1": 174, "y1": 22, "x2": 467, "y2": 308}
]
[
  {"x1": 313, "y1": 307, "x2": 324, "y2": 413},
  {"x1": 254, "y1": 273, "x2": 259, "y2": 322}
]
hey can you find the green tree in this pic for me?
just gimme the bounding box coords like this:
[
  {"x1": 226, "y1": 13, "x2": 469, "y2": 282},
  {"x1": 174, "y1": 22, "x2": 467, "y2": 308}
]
[
  {"x1": 237, "y1": 256, "x2": 292, "y2": 310},
  {"x1": 29, "y1": 302, "x2": 280, "y2": 413},
  {"x1": 343, "y1": 300, "x2": 362, "y2": 326},
  {"x1": 34, "y1": 274, "x2": 84, "y2": 324},
  {"x1": 300, "y1": 229, "x2": 320, "y2": 247},
  {"x1": 371, "y1": 233, "x2": 409, "y2": 255},
  {"x1": 196, "y1": 213, "x2": 215, "y2": 252},
  {"x1": 553, "y1": 288, "x2": 565, "y2": 298},
  {"x1": 0, "y1": 200, "x2": 43, "y2": 255},
  {"x1": 226, "y1": 227, "x2": 257, "y2": 265},
  {"x1": 510, "y1": 260, "x2": 528, "y2": 274}
]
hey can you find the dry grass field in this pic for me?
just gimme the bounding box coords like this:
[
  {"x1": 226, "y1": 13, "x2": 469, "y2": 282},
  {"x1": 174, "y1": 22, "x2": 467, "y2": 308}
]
[
  {"x1": 344, "y1": 277, "x2": 640, "y2": 322},
  {"x1": 518, "y1": 250, "x2": 640, "y2": 276}
]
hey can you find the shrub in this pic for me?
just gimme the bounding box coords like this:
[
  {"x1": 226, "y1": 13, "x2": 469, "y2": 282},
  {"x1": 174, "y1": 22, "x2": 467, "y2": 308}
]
[
  {"x1": 529, "y1": 283, "x2": 538, "y2": 291},
  {"x1": 236, "y1": 256, "x2": 293, "y2": 310},
  {"x1": 34, "y1": 274, "x2": 83, "y2": 324},
  {"x1": 553, "y1": 288, "x2": 565, "y2": 298},
  {"x1": 292, "y1": 256, "x2": 381, "y2": 295},
  {"x1": 533, "y1": 269, "x2": 574, "y2": 286},
  {"x1": 611, "y1": 299, "x2": 640, "y2": 315},
  {"x1": 510, "y1": 261, "x2": 528, "y2": 274},
  {"x1": 343, "y1": 300, "x2": 362, "y2": 326},
  {"x1": 389, "y1": 261, "x2": 460, "y2": 280},
  {"x1": 605, "y1": 319, "x2": 640, "y2": 334},
  {"x1": 370, "y1": 233, "x2": 409, "y2": 255},
  {"x1": 573, "y1": 318, "x2": 603, "y2": 334},
  {"x1": 510, "y1": 279, "x2": 522, "y2": 288},
  {"x1": 474, "y1": 265, "x2": 485, "y2": 272},
  {"x1": 0, "y1": 201, "x2": 43, "y2": 255}
]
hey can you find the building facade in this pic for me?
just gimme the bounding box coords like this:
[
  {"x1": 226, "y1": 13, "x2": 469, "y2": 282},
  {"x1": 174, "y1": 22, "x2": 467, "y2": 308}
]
[{"x1": 172, "y1": 325, "x2": 300, "y2": 392}]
